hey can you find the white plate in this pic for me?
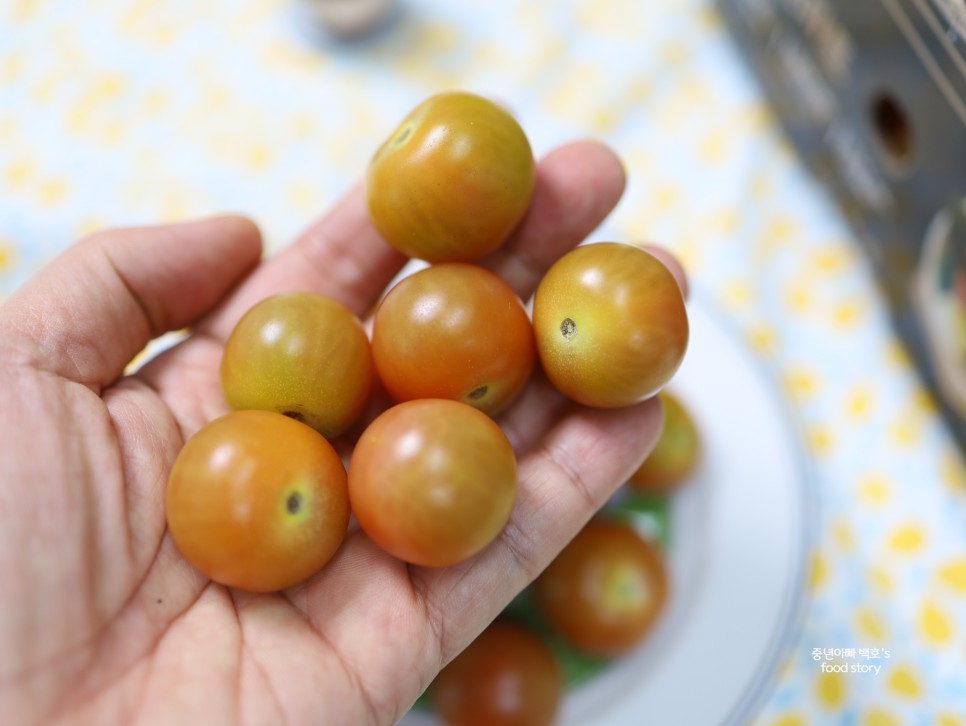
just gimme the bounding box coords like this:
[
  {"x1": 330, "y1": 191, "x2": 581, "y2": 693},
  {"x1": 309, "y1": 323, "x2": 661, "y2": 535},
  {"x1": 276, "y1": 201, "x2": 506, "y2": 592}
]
[{"x1": 403, "y1": 295, "x2": 815, "y2": 726}]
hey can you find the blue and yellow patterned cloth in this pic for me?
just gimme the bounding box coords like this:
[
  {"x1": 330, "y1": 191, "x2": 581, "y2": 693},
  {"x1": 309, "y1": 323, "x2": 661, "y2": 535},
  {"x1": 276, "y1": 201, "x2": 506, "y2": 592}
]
[{"x1": 3, "y1": 1, "x2": 966, "y2": 723}]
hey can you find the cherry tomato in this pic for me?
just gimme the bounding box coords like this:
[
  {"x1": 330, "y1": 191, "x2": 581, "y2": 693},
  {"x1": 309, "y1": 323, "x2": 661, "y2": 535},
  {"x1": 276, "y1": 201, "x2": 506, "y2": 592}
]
[
  {"x1": 431, "y1": 619, "x2": 562, "y2": 726},
  {"x1": 166, "y1": 410, "x2": 349, "y2": 593},
  {"x1": 220, "y1": 291, "x2": 372, "y2": 439},
  {"x1": 629, "y1": 390, "x2": 701, "y2": 492},
  {"x1": 348, "y1": 399, "x2": 517, "y2": 567},
  {"x1": 531, "y1": 243, "x2": 689, "y2": 408},
  {"x1": 365, "y1": 91, "x2": 536, "y2": 263},
  {"x1": 372, "y1": 263, "x2": 535, "y2": 416},
  {"x1": 535, "y1": 519, "x2": 668, "y2": 656}
]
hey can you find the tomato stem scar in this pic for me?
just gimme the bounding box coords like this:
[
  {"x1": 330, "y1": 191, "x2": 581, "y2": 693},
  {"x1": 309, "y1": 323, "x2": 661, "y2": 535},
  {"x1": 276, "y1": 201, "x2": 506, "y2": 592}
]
[
  {"x1": 560, "y1": 318, "x2": 577, "y2": 339},
  {"x1": 286, "y1": 492, "x2": 303, "y2": 515},
  {"x1": 466, "y1": 385, "x2": 489, "y2": 401},
  {"x1": 393, "y1": 125, "x2": 412, "y2": 146}
]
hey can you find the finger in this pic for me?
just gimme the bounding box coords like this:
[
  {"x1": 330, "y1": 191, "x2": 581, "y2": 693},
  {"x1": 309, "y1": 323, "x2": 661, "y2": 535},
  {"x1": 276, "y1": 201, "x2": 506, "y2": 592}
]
[
  {"x1": 481, "y1": 139, "x2": 626, "y2": 299},
  {"x1": 196, "y1": 183, "x2": 408, "y2": 342},
  {"x1": 0, "y1": 216, "x2": 262, "y2": 390},
  {"x1": 495, "y1": 368, "x2": 571, "y2": 455},
  {"x1": 641, "y1": 243, "x2": 690, "y2": 300},
  {"x1": 411, "y1": 395, "x2": 665, "y2": 664}
]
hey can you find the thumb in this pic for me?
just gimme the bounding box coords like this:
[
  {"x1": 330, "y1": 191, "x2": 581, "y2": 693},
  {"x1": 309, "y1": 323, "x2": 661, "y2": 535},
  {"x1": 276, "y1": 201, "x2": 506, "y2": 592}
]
[{"x1": 0, "y1": 215, "x2": 262, "y2": 391}]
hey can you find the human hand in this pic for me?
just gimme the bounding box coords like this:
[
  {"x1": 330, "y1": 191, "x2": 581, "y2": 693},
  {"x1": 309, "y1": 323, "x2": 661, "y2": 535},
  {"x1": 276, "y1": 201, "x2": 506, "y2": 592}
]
[{"x1": 0, "y1": 140, "x2": 683, "y2": 725}]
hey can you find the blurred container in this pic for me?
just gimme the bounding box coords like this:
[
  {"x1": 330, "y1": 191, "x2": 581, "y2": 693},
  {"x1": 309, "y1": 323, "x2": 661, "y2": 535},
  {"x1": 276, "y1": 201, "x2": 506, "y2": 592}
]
[
  {"x1": 297, "y1": 0, "x2": 399, "y2": 39},
  {"x1": 718, "y1": 0, "x2": 966, "y2": 446}
]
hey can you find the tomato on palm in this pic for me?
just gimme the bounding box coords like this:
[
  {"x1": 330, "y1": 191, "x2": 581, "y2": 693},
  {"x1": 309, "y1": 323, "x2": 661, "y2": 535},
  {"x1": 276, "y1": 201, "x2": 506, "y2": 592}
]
[
  {"x1": 535, "y1": 519, "x2": 668, "y2": 656},
  {"x1": 165, "y1": 410, "x2": 349, "y2": 593},
  {"x1": 348, "y1": 399, "x2": 517, "y2": 567},
  {"x1": 220, "y1": 291, "x2": 372, "y2": 439},
  {"x1": 629, "y1": 390, "x2": 701, "y2": 492},
  {"x1": 431, "y1": 619, "x2": 562, "y2": 726},
  {"x1": 532, "y1": 243, "x2": 689, "y2": 408},
  {"x1": 365, "y1": 91, "x2": 536, "y2": 263},
  {"x1": 371, "y1": 263, "x2": 535, "y2": 416}
]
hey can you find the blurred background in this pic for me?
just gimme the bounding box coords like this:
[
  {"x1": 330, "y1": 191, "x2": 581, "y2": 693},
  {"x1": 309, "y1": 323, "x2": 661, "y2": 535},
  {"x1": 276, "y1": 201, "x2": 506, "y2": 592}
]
[{"x1": 3, "y1": 0, "x2": 966, "y2": 723}]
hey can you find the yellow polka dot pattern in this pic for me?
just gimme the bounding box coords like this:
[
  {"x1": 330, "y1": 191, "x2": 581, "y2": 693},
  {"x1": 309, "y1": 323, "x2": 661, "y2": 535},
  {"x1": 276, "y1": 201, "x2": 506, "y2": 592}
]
[{"x1": 2, "y1": 0, "x2": 965, "y2": 722}]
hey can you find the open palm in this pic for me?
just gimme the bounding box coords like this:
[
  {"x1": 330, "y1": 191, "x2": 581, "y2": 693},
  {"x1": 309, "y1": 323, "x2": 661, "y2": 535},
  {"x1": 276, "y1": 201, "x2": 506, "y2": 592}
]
[{"x1": 0, "y1": 142, "x2": 674, "y2": 726}]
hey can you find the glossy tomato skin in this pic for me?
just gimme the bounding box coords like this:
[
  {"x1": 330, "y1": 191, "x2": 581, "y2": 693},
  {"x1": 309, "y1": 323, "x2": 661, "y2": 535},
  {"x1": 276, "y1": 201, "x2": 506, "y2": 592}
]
[
  {"x1": 629, "y1": 390, "x2": 701, "y2": 492},
  {"x1": 220, "y1": 291, "x2": 372, "y2": 439},
  {"x1": 165, "y1": 410, "x2": 349, "y2": 593},
  {"x1": 532, "y1": 243, "x2": 689, "y2": 408},
  {"x1": 535, "y1": 519, "x2": 668, "y2": 656},
  {"x1": 348, "y1": 399, "x2": 517, "y2": 567},
  {"x1": 366, "y1": 91, "x2": 536, "y2": 263},
  {"x1": 372, "y1": 263, "x2": 535, "y2": 416},
  {"x1": 431, "y1": 619, "x2": 562, "y2": 726}
]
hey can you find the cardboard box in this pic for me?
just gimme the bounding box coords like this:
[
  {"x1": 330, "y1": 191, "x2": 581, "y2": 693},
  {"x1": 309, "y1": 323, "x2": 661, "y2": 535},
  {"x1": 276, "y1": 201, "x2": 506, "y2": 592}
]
[{"x1": 718, "y1": 0, "x2": 966, "y2": 445}]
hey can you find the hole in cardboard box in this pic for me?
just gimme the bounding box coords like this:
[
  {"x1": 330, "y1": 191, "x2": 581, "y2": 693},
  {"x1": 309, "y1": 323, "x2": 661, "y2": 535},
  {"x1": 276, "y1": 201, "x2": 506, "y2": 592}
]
[{"x1": 869, "y1": 92, "x2": 913, "y2": 164}]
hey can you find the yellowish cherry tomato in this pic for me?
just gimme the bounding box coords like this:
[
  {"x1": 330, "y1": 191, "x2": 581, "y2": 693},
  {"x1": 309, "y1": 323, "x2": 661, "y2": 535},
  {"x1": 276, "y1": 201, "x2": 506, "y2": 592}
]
[
  {"x1": 630, "y1": 390, "x2": 701, "y2": 492},
  {"x1": 366, "y1": 91, "x2": 536, "y2": 263},
  {"x1": 220, "y1": 292, "x2": 372, "y2": 439},
  {"x1": 532, "y1": 243, "x2": 689, "y2": 408}
]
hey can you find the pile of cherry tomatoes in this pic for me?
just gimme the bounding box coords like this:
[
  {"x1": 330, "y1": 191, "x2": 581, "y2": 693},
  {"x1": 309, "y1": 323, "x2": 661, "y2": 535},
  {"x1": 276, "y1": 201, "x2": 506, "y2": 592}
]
[
  {"x1": 430, "y1": 387, "x2": 702, "y2": 725},
  {"x1": 163, "y1": 91, "x2": 694, "y2": 724}
]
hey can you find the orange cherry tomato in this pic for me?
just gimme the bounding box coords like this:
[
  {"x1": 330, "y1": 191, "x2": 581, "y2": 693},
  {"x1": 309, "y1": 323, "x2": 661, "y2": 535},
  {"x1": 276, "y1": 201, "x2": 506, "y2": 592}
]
[
  {"x1": 365, "y1": 91, "x2": 536, "y2": 262},
  {"x1": 165, "y1": 410, "x2": 349, "y2": 593},
  {"x1": 371, "y1": 263, "x2": 535, "y2": 416},
  {"x1": 431, "y1": 619, "x2": 562, "y2": 726},
  {"x1": 535, "y1": 519, "x2": 668, "y2": 656},
  {"x1": 532, "y1": 242, "x2": 689, "y2": 408},
  {"x1": 348, "y1": 399, "x2": 517, "y2": 567}
]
